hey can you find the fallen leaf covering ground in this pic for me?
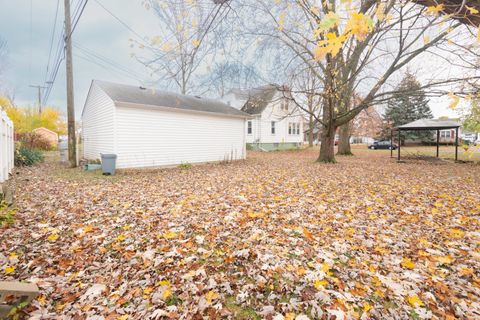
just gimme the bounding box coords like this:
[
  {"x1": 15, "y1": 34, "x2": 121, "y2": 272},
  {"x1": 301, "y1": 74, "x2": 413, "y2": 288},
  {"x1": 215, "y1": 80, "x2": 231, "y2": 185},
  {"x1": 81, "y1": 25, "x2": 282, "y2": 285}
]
[{"x1": 1, "y1": 149, "x2": 480, "y2": 319}]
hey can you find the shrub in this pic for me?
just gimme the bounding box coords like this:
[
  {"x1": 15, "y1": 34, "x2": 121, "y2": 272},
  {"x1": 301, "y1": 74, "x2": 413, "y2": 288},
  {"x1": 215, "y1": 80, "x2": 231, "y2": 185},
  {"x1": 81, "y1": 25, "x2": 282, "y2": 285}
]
[
  {"x1": 17, "y1": 132, "x2": 55, "y2": 151},
  {"x1": 14, "y1": 146, "x2": 44, "y2": 166}
]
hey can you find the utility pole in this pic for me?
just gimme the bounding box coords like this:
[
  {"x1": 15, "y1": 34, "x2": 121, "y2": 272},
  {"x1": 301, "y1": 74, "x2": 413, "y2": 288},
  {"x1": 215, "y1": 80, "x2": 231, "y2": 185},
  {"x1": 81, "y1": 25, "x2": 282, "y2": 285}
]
[
  {"x1": 29, "y1": 85, "x2": 47, "y2": 113},
  {"x1": 64, "y1": 0, "x2": 76, "y2": 168}
]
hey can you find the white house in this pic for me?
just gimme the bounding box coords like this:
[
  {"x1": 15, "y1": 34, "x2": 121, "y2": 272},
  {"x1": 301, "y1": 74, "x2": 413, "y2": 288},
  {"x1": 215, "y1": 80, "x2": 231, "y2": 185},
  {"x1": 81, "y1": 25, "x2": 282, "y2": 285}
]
[
  {"x1": 82, "y1": 80, "x2": 250, "y2": 169},
  {"x1": 223, "y1": 84, "x2": 304, "y2": 151}
]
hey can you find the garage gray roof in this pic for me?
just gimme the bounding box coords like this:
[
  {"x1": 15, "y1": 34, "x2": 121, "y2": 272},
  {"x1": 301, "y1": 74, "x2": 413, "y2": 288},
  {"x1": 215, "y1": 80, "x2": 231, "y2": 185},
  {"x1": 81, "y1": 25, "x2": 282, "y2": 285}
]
[
  {"x1": 94, "y1": 80, "x2": 250, "y2": 118},
  {"x1": 396, "y1": 118, "x2": 460, "y2": 130}
]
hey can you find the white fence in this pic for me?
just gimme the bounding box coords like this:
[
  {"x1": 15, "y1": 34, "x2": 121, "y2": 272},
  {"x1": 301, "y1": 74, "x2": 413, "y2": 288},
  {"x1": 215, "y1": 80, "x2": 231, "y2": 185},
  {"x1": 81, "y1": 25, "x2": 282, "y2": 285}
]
[{"x1": 0, "y1": 110, "x2": 14, "y2": 183}]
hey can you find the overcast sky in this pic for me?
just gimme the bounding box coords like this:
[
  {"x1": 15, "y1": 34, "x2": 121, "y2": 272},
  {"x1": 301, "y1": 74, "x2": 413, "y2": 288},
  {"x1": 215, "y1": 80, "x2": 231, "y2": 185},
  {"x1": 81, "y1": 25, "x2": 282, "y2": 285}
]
[{"x1": 0, "y1": 0, "x2": 460, "y2": 119}]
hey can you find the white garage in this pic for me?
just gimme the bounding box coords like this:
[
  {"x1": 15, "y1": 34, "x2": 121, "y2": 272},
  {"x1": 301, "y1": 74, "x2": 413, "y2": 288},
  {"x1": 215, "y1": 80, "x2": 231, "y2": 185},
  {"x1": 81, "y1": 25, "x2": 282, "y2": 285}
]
[{"x1": 81, "y1": 80, "x2": 249, "y2": 169}]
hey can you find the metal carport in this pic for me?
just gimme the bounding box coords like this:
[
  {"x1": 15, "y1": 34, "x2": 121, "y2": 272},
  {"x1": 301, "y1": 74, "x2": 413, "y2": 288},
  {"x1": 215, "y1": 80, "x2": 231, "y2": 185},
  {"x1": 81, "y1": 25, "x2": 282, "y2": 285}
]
[{"x1": 391, "y1": 119, "x2": 460, "y2": 161}]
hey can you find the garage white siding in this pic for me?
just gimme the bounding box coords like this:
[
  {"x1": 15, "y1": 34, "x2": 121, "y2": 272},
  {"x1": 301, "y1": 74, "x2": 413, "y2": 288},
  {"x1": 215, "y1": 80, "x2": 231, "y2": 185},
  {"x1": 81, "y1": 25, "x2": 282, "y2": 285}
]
[
  {"x1": 82, "y1": 83, "x2": 116, "y2": 160},
  {"x1": 114, "y1": 105, "x2": 246, "y2": 168}
]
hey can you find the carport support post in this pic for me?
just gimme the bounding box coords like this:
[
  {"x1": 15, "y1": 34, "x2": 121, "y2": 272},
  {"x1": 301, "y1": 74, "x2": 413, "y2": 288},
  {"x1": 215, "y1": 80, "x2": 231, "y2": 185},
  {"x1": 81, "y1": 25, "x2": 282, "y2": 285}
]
[
  {"x1": 436, "y1": 130, "x2": 439, "y2": 157},
  {"x1": 390, "y1": 129, "x2": 393, "y2": 158},
  {"x1": 397, "y1": 130, "x2": 401, "y2": 161},
  {"x1": 455, "y1": 127, "x2": 459, "y2": 161}
]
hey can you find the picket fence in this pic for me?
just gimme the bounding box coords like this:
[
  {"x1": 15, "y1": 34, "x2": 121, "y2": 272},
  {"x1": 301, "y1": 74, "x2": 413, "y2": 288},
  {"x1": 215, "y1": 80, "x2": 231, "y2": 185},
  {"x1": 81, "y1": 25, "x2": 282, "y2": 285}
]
[{"x1": 0, "y1": 109, "x2": 14, "y2": 184}]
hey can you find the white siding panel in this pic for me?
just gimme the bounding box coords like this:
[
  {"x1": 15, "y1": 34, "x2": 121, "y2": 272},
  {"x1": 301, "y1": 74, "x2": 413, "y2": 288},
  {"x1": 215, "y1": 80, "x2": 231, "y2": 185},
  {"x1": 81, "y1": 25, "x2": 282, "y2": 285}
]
[
  {"x1": 82, "y1": 84, "x2": 116, "y2": 160},
  {"x1": 115, "y1": 106, "x2": 246, "y2": 168}
]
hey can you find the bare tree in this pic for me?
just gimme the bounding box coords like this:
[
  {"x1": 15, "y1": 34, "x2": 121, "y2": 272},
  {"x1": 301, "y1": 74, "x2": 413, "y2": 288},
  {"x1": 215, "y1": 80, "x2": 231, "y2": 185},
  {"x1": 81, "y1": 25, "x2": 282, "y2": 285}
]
[
  {"x1": 206, "y1": 61, "x2": 262, "y2": 97},
  {"x1": 244, "y1": 0, "x2": 480, "y2": 162},
  {"x1": 135, "y1": 0, "x2": 232, "y2": 94}
]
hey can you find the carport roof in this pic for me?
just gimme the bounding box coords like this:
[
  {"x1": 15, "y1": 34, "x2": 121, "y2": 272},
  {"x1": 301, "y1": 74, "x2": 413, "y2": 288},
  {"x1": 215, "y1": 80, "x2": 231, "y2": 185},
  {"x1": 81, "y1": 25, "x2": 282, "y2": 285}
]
[{"x1": 396, "y1": 119, "x2": 460, "y2": 131}]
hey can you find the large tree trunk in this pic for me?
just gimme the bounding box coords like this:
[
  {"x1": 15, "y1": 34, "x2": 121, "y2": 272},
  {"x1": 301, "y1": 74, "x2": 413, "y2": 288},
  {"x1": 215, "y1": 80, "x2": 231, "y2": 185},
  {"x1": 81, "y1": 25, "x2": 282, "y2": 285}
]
[
  {"x1": 317, "y1": 123, "x2": 336, "y2": 163},
  {"x1": 337, "y1": 123, "x2": 353, "y2": 155},
  {"x1": 308, "y1": 113, "x2": 314, "y2": 147}
]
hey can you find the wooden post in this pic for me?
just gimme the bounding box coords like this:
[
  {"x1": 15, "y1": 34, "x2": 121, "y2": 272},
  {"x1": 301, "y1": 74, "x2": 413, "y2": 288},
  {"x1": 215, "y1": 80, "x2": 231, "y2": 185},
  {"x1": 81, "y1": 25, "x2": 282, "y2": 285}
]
[
  {"x1": 397, "y1": 130, "x2": 401, "y2": 161},
  {"x1": 390, "y1": 129, "x2": 393, "y2": 158},
  {"x1": 436, "y1": 129, "x2": 439, "y2": 157},
  {"x1": 64, "y1": 0, "x2": 77, "y2": 168},
  {"x1": 455, "y1": 127, "x2": 459, "y2": 161}
]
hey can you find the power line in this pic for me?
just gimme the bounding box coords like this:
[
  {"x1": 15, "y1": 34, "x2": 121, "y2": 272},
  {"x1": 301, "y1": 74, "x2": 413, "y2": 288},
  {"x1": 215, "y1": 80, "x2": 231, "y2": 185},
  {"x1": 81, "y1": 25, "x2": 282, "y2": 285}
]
[
  {"x1": 93, "y1": 0, "x2": 147, "y2": 43},
  {"x1": 73, "y1": 43, "x2": 146, "y2": 80},
  {"x1": 42, "y1": 0, "x2": 89, "y2": 105},
  {"x1": 44, "y1": 0, "x2": 61, "y2": 83}
]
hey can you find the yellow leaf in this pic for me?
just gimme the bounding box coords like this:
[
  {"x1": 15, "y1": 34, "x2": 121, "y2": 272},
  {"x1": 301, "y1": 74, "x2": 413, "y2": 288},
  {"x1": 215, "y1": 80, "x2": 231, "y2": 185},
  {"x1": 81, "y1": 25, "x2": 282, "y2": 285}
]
[
  {"x1": 363, "y1": 301, "x2": 373, "y2": 312},
  {"x1": 459, "y1": 267, "x2": 474, "y2": 276},
  {"x1": 163, "y1": 231, "x2": 178, "y2": 239},
  {"x1": 303, "y1": 227, "x2": 314, "y2": 240},
  {"x1": 117, "y1": 316, "x2": 129, "y2": 320},
  {"x1": 122, "y1": 225, "x2": 131, "y2": 231},
  {"x1": 205, "y1": 290, "x2": 219, "y2": 304},
  {"x1": 4, "y1": 266, "x2": 15, "y2": 274},
  {"x1": 9, "y1": 252, "x2": 18, "y2": 259},
  {"x1": 84, "y1": 225, "x2": 94, "y2": 233},
  {"x1": 466, "y1": 5, "x2": 479, "y2": 14},
  {"x1": 477, "y1": 27, "x2": 480, "y2": 42},
  {"x1": 37, "y1": 295, "x2": 47, "y2": 305},
  {"x1": 143, "y1": 287, "x2": 153, "y2": 295},
  {"x1": 448, "y1": 92, "x2": 460, "y2": 110},
  {"x1": 401, "y1": 257, "x2": 415, "y2": 269},
  {"x1": 314, "y1": 279, "x2": 328, "y2": 290},
  {"x1": 423, "y1": 36, "x2": 430, "y2": 45},
  {"x1": 285, "y1": 313, "x2": 295, "y2": 320},
  {"x1": 157, "y1": 279, "x2": 171, "y2": 287},
  {"x1": 163, "y1": 288, "x2": 172, "y2": 300},
  {"x1": 48, "y1": 234, "x2": 59, "y2": 242},
  {"x1": 116, "y1": 234, "x2": 126, "y2": 241},
  {"x1": 426, "y1": 4, "x2": 444, "y2": 16},
  {"x1": 376, "y1": 2, "x2": 386, "y2": 21},
  {"x1": 449, "y1": 228, "x2": 464, "y2": 239},
  {"x1": 434, "y1": 255, "x2": 454, "y2": 264},
  {"x1": 345, "y1": 13, "x2": 374, "y2": 41},
  {"x1": 406, "y1": 294, "x2": 424, "y2": 307},
  {"x1": 192, "y1": 39, "x2": 200, "y2": 47}
]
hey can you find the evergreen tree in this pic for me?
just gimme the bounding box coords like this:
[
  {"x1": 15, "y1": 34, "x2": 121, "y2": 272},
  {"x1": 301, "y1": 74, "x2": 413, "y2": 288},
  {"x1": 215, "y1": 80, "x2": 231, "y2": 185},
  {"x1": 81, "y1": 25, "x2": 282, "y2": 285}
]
[{"x1": 383, "y1": 73, "x2": 433, "y2": 143}]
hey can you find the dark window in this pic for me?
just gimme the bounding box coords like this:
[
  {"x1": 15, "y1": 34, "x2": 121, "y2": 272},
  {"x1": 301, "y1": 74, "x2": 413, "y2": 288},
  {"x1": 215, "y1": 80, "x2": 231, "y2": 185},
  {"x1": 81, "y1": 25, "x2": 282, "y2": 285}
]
[
  {"x1": 271, "y1": 121, "x2": 276, "y2": 134},
  {"x1": 288, "y1": 123, "x2": 292, "y2": 135},
  {"x1": 247, "y1": 121, "x2": 252, "y2": 134},
  {"x1": 296, "y1": 123, "x2": 300, "y2": 135}
]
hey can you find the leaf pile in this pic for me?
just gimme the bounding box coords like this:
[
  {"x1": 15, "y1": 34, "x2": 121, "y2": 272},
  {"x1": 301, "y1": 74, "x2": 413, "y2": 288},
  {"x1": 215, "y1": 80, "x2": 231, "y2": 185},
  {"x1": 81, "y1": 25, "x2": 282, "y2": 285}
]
[{"x1": 1, "y1": 149, "x2": 479, "y2": 319}]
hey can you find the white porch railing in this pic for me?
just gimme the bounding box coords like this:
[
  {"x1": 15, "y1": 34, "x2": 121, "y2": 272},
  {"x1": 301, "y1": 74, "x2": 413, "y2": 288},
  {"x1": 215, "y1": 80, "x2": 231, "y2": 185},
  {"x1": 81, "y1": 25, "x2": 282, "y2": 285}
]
[{"x1": 0, "y1": 110, "x2": 14, "y2": 184}]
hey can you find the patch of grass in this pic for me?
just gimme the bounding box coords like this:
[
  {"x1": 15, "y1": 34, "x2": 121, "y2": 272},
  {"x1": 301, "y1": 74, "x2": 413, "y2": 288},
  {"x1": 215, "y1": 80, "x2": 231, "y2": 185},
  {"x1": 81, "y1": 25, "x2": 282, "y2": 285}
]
[
  {"x1": 0, "y1": 201, "x2": 15, "y2": 226},
  {"x1": 178, "y1": 162, "x2": 193, "y2": 170},
  {"x1": 225, "y1": 297, "x2": 260, "y2": 320}
]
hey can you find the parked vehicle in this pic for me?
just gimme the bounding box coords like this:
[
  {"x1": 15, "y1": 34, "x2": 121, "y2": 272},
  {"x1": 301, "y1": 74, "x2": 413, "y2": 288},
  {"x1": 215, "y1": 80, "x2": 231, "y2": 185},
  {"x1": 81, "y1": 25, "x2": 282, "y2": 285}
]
[{"x1": 368, "y1": 141, "x2": 398, "y2": 150}]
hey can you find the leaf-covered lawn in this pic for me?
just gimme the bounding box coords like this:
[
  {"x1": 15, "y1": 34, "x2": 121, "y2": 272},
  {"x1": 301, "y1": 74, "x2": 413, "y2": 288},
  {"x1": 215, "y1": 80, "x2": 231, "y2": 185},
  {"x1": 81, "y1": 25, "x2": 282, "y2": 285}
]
[{"x1": 1, "y1": 149, "x2": 480, "y2": 319}]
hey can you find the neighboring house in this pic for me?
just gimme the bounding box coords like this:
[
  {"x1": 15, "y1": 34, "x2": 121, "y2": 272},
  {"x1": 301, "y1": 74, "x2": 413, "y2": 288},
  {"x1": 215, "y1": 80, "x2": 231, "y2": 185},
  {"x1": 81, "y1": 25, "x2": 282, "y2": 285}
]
[
  {"x1": 223, "y1": 84, "x2": 304, "y2": 151},
  {"x1": 82, "y1": 80, "x2": 250, "y2": 169},
  {"x1": 349, "y1": 106, "x2": 383, "y2": 144},
  {"x1": 33, "y1": 127, "x2": 59, "y2": 148}
]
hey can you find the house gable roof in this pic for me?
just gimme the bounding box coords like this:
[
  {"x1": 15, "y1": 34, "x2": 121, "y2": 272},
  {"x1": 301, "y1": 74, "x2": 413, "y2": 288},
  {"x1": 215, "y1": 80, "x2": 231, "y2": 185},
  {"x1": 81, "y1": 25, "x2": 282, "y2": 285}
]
[
  {"x1": 240, "y1": 85, "x2": 280, "y2": 115},
  {"x1": 93, "y1": 80, "x2": 250, "y2": 118}
]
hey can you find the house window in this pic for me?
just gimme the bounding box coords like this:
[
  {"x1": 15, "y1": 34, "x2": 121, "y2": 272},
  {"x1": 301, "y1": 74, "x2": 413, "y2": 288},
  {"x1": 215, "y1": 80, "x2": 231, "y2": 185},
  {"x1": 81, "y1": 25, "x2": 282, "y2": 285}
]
[
  {"x1": 441, "y1": 130, "x2": 451, "y2": 138},
  {"x1": 247, "y1": 121, "x2": 252, "y2": 134},
  {"x1": 289, "y1": 123, "x2": 300, "y2": 135},
  {"x1": 271, "y1": 121, "x2": 276, "y2": 134},
  {"x1": 281, "y1": 101, "x2": 289, "y2": 111}
]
